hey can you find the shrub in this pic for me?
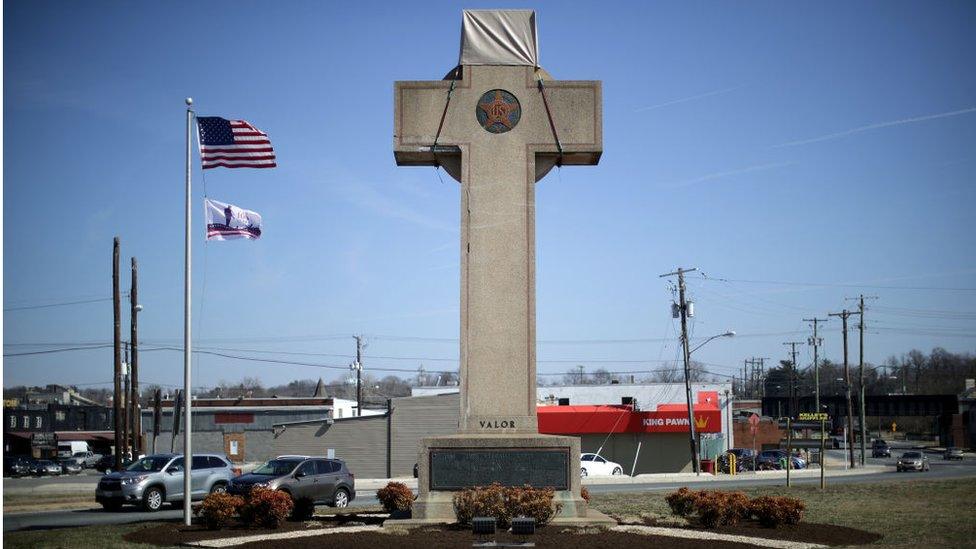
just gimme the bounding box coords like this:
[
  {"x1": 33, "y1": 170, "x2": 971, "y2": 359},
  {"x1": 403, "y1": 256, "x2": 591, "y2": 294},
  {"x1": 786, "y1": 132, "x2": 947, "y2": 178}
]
[
  {"x1": 750, "y1": 496, "x2": 805, "y2": 528},
  {"x1": 693, "y1": 491, "x2": 751, "y2": 528},
  {"x1": 454, "y1": 483, "x2": 508, "y2": 527},
  {"x1": 240, "y1": 488, "x2": 294, "y2": 529},
  {"x1": 665, "y1": 487, "x2": 699, "y2": 517},
  {"x1": 453, "y1": 484, "x2": 562, "y2": 528},
  {"x1": 197, "y1": 492, "x2": 244, "y2": 530},
  {"x1": 504, "y1": 485, "x2": 561, "y2": 526},
  {"x1": 376, "y1": 481, "x2": 414, "y2": 513},
  {"x1": 580, "y1": 486, "x2": 590, "y2": 503},
  {"x1": 291, "y1": 496, "x2": 315, "y2": 521}
]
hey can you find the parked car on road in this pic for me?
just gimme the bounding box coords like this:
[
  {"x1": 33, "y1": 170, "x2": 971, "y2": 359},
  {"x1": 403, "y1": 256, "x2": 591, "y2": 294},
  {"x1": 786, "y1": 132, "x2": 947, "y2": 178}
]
[
  {"x1": 871, "y1": 440, "x2": 891, "y2": 458},
  {"x1": 96, "y1": 453, "x2": 235, "y2": 511},
  {"x1": 95, "y1": 455, "x2": 134, "y2": 473},
  {"x1": 228, "y1": 456, "x2": 356, "y2": 508},
  {"x1": 756, "y1": 450, "x2": 805, "y2": 470},
  {"x1": 4, "y1": 457, "x2": 36, "y2": 477},
  {"x1": 943, "y1": 447, "x2": 964, "y2": 461},
  {"x1": 580, "y1": 453, "x2": 624, "y2": 476},
  {"x1": 897, "y1": 451, "x2": 930, "y2": 472},
  {"x1": 33, "y1": 460, "x2": 63, "y2": 476},
  {"x1": 60, "y1": 458, "x2": 84, "y2": 475},
  {"x1": 73, "y1": 451, "x2": 102, "y2": 468},
  {"x1": 718, "y1": 448, "x2": 756, "y2": 472}
]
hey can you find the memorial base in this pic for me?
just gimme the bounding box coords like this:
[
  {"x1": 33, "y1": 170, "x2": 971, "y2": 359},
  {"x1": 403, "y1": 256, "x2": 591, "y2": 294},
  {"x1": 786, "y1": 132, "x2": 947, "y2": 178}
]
[{"x1": 400, "y1": 433, "x2": 615, "y2": 527}]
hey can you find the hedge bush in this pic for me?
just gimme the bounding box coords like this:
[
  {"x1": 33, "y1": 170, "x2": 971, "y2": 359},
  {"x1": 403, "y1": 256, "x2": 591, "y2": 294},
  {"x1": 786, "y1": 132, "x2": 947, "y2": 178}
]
[
  {"x1": 665, "y1": 488, "x2": 800, "y2": 529},
  {"x1": 453, "y1": 483, "x2": 562, "y2": 528},
  {"x1": 197, "y1": 492, "x2": 244, "y2": 530},
  {"x1": 376, "y1": 481, "x2": 414, "y2": 513},
  {"x1": 750, "y1": 496, "x2": 805, "y2": 527},
  {"x1": 240, "y1": 487, "x2": 294, "y2": 529},
  {"x1": 665, "y1": 487, "x2": 699, "y2": 517}
]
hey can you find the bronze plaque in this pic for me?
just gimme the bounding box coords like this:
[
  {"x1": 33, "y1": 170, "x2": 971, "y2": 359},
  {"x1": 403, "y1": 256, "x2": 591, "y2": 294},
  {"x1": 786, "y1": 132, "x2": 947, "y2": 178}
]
[{"x1": 429, "y1": 447, "x2": 569, "y2": 491}]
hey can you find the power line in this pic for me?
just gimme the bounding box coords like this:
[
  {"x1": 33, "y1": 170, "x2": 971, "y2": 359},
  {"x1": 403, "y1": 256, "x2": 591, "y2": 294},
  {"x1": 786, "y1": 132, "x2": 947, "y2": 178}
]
[
  {"x1": 3, "y1": 344, "x2": 115, "y2": 357},
  {"x1": 4, "y1": 296, "x2": 120, "y2": 312},
  {"x1": 698, "y1": 276, "x2": 976, "y2": 292}
]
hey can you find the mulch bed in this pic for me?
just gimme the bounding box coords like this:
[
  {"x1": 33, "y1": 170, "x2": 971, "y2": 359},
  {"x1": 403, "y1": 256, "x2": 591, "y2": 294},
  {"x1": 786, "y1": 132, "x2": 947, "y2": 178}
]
[
  {"x1": 126, "y1": 513, "x2": 881, "y2": 548},
  {"x1": 641, "y1": 517, "x2": 882, "y2": 547},
  {"x1": 235, "y1": 527, "x2": 759, "y2": 549},
  {"x1": 123, "y1": 513, "x2": 386, "y2": 546}
]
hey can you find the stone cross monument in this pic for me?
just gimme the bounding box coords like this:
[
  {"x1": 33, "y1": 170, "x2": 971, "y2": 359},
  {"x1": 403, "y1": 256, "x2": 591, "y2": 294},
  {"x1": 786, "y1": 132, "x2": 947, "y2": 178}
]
[{"x1": 393, "y1": 10, "x2": 608, "y2": 524}]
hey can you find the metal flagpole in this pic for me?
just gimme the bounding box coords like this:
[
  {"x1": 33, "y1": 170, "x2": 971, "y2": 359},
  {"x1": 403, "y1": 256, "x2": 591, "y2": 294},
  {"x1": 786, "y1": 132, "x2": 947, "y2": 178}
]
[{"x1": 183, "y1": 97, "x2": 194, "y2": 526}]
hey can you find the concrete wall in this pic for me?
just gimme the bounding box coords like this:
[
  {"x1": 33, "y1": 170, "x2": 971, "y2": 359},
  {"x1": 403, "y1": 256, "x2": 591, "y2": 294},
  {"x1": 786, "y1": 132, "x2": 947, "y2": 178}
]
[
  {"x1": 390, "y1": 393, "x2": 460, "y2": 476},
  {"x1": 273, "y1": 415, "x2": 390, "y2": 477},
  {"x1": 148, "y1": 430, "x2": 277, "y2": 463},
  {"x1": 272, "y1": 393, "x2": 461, "y2": 478}
]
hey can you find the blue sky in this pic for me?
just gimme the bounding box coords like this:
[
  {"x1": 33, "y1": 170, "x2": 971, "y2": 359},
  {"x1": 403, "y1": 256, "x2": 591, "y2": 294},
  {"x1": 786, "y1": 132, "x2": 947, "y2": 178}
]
[{"x1": 4, "y1": 1, "x2": 975, "y2": 393}]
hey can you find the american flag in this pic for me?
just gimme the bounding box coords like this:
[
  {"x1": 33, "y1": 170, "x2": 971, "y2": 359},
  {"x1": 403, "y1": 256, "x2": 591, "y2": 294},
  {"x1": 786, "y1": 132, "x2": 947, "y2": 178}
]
[{"x1": 196, "y1": 116, "x2": 276, "y2": 169}]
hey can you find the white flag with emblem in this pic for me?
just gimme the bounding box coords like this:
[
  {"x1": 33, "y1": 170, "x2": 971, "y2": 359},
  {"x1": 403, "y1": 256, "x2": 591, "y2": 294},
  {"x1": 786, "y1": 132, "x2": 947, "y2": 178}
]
[{"x1": 205, "y1": 198, "x2": 262, "y2": 241}]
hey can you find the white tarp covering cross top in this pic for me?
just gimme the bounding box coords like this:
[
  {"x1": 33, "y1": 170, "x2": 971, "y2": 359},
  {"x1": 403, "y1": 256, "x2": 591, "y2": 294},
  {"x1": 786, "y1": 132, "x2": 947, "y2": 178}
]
[{"x1": 459, "y1": 10, "x2": 539, "y2": 67}]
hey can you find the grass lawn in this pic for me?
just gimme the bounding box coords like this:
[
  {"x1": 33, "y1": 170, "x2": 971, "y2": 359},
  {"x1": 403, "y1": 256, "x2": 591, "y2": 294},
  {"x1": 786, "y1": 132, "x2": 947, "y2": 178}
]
[
  {"x1": 4, "y1": 523, "x2": 175, "y2": 549},
  {"x1": 590, "y1": 477, "x2": 976, "y2": 548}
]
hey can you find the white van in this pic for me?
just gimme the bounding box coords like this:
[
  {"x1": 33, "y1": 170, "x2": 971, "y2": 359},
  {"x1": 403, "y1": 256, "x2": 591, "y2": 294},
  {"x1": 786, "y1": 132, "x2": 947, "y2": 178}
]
[{"x1": 57, "y1": 440, "x2": 90, "y2": 459}]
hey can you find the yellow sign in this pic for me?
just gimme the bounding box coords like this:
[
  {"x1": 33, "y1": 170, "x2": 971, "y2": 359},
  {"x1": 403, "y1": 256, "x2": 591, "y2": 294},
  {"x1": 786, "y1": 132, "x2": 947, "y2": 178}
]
[{"x1": 799, "y1": 412, "x2": 828, "y2": 421}]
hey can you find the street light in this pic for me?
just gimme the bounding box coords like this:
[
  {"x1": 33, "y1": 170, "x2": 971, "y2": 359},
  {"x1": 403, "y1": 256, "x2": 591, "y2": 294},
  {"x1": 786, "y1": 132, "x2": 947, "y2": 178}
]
[
  {"x1": 684, "y1": 330, "x2": 735, "y2": 476},
  {"x1": 689, "y1": 331, "x2": 736, "y2": 355}
]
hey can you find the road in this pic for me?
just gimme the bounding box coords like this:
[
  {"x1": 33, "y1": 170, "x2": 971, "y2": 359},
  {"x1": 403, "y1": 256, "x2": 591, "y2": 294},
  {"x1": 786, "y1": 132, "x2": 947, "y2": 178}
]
[{"x1": 6, "y1": 453, "x2": 974, "y2": 533}]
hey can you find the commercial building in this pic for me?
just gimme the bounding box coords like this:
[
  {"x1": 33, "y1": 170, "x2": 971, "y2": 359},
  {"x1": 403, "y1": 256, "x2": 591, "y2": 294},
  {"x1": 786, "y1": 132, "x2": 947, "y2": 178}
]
[
  {"x1": 3, "y1": 403, "x2": 115, "y2": 458},
  {"x1": 272, "y1": 382, "x2": 734, "y2": 476}
]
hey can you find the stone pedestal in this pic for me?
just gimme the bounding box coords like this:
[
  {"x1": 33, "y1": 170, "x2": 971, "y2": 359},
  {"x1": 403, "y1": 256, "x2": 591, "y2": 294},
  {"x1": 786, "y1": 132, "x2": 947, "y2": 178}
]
[{"x1": 404, "y1": 433, "x2": 612, "y2": 526}]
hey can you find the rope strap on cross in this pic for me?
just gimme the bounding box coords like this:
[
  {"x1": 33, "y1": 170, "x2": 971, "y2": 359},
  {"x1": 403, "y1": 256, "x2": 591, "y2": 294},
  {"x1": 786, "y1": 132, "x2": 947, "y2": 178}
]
[{"x1": 537, "y1": 76, "x2": 565, "y2": 167}]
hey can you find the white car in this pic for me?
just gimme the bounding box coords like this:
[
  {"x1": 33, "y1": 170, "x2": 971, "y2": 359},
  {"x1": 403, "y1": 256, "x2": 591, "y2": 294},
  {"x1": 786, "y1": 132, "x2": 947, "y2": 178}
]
[{"x1": 580, "y1": 453, "x2": 624, "y2": 476}]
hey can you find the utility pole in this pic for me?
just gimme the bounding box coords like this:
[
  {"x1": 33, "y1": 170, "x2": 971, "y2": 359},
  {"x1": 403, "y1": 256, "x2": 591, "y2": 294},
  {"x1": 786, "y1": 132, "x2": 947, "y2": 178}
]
[
  {"x1": 756, "y1": 357, "x2": 769, "y2": 399},
  {"x1": 804, "y1": 318, "x2": 828, "y2": 412},
  {"x1": 130, "y1": 257, "x2": 141, "y2": 457},
  {"x1": 847, "y1": 295, "x2": 877, "y2": 466},
  {"x1": 123, "y1": 343, "x2": 130, "y2": 459},
  {"x1": 783, "y1": 342, "x2": 804, "y2": 417},
  {"x1": 112, "y1": 237, "x2": 123, "y2": 472},
  {"x1": 829, "y1": 309, "x2": 860, "y2": 469},
  {"x1": 660, "y1": 267, "x2": 699, "y2": 475},
  {"x1": 353, "y1": 335, "x2": 365, "y2": 417}
]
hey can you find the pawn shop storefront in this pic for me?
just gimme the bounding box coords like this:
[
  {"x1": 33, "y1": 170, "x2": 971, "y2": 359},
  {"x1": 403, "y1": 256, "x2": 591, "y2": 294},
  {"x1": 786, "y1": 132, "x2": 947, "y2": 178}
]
[{"x1": 537, "y1": 392, "x2": 727, "y2": 474}]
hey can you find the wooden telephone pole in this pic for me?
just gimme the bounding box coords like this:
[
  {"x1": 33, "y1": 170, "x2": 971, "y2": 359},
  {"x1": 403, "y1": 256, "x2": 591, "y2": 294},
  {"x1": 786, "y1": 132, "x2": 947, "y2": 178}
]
[
  {"x1": 659, "y1": 267, "x2": 699, "y2": 475},
  {"x1": 829, "y1": 309, "x2": 860, "y2": 468},
  {"x1": 112, "y1": 237, "x2": 123, "y2": 471}
]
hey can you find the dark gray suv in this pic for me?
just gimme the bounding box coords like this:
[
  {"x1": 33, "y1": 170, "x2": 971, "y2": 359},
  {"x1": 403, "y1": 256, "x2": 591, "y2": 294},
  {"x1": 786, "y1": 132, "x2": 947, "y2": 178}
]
[{"x1": 228, "y1": 456, "x2": 355, "y2": 508}]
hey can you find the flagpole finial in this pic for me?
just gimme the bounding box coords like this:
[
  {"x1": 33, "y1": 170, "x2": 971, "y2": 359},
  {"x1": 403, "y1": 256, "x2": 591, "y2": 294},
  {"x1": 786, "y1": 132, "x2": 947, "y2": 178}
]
[{"x1": 185, "y1": 97, "x2": 193, "y2": 107}]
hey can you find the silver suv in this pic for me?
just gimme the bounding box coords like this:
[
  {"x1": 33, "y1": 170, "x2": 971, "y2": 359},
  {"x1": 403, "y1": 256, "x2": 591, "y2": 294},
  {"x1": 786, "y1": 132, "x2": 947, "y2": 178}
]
[
  {"x1": 228, "y1": 456, "x2": 355, "y2": 508},
  {"x1": 96, "y1": 453, "x2": 235, "y2": 511}
]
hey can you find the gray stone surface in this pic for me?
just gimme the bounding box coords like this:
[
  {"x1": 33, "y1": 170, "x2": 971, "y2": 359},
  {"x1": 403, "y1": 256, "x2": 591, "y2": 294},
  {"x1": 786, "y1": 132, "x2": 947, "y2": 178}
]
[
  {"x1": 392, "y1": 12, "x2": 603, "y2": 525},
  {"x1": 395, "y1": 64, "x2": 601, "y2": 434}
]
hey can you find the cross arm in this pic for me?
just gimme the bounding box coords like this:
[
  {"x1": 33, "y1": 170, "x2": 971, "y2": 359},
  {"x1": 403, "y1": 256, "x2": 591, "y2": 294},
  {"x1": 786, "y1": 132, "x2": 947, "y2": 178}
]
[{"x1": 393, "y1": 80, "x2": 463, "y2": 166}]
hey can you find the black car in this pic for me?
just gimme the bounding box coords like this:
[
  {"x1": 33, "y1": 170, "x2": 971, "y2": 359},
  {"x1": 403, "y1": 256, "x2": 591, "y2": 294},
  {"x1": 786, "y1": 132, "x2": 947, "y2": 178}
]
[
  {"x1": 95, "y1": 455, "x2": 133, "y2": 473},
  {"x1": 4, "y1": 457, "x2": 36, "y2": 477},
  {"x1": 718, "y1": 448, "x2": 757, "y2": 472},
  {"x1": 871, "y1": 440, "x2": 891, "y2": 458}
]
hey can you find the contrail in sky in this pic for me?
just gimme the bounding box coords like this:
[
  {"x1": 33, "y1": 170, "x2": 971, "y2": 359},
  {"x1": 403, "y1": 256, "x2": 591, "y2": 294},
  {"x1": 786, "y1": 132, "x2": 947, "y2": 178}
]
[
  {"x1": 774, "y1": 106, "x2": 976, "y2": 148},
  {"x1": 635, "y1": 85, "x2": 744, "y2": 113},
  {"x1": 668, "y1": 162, "x2": 792, "y2": 187}
]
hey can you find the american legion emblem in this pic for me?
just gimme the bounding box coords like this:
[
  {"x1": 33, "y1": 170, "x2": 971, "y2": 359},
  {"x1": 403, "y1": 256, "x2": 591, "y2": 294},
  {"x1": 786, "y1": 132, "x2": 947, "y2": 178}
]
[{"x1": 476, "y1": 89, "x2": 521, "y2": 134}]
